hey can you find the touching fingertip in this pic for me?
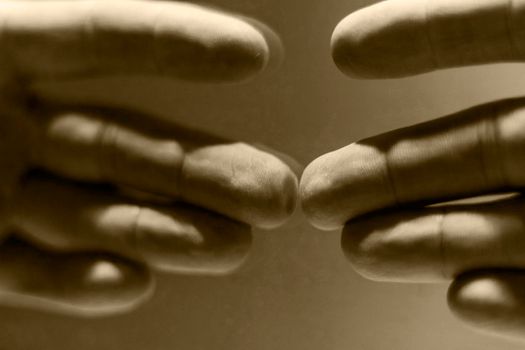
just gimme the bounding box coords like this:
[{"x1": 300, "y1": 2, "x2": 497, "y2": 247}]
[
  {"x1": 299, "y1": 154, "x2": 348, "y2": 231},
  {"x1": 253, "y1": 158, "x2": 299, "y2": 229}
]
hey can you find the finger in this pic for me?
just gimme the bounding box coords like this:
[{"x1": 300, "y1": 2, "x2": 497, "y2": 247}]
[
  {"x1": 10, "y1": 174, "x2": 252, "y2": 275},
  {"x1": 448, "y1": 270, "x2": 525, "y2": 340},
  {"x1": 0, "y1": 236, "x2": 153, "y2": 317},
  {"x1": 331, "y1": 0, "x2": 525, "y2": 78},
  {"x1": 341, "y1": 196, "x2": 525, "y2": 283},
  {"x1": 33, "y1": 108, "x2": 298, "y2": 228},
  {"x1": 301, "y1": 98, "x2": 525, "y2": 230},
  {"x1": 2, "y1": 0, "x2": 275, "y2": 82}
]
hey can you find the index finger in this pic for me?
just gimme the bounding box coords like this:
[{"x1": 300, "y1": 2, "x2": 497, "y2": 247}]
[
  {"x1": 2, "y1": 0, "x2": 276, "y2": 82},
  {"x1": 300, "y1": 98, "x2": 525, "y2": 230},
  {"x1": 331, "y1": 0, "x2": 525, "y2": 78}
]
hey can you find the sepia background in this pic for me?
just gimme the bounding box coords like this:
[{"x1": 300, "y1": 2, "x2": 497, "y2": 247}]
[{"x1": 3, "y1": 0, "x2": 525, "y2": 349}]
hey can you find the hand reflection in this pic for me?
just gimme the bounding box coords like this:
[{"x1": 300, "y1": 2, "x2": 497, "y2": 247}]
[{"x1": 0, "y1": 0, "x2": 297, "y2": 316}]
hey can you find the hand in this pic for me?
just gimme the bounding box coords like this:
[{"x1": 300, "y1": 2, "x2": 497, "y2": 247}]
[
  {"x1": 301, "y1": 0, "x2": 525, "y2": 340},
  {"x1": 0, "y1": 0, "x2": 297, "y2": 316}
]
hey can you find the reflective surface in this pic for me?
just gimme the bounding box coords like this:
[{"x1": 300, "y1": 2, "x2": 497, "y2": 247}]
[{"x1": 3, "y1": 0, "x2": 525, "y2": 348}]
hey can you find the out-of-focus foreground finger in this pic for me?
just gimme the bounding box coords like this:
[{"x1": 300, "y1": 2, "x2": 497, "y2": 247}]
[
  {"x1": 33, "y1": 109, "x2": 298, "y2": 228},
  {"x1": 2, "y1": 0, "x2": 275, "y2": 82},
  {"x1": 448, "y1": 270, "x2": 525, "y2": 340},
  {"x1": 10, "y1": 174, "x2": 252, "y2": 274},
  {"x1": 301, "y1": 98, "x2": 525, "y2": 230},
  {"x1": 0, "y1": 237, "x2": 152, "y2": 317},
  {"x1": 332, "y1": 0, "x2": 525, "y2": 78},
  {"x1": 342, "y1": 196, "x2": 525, "y2": 283}
]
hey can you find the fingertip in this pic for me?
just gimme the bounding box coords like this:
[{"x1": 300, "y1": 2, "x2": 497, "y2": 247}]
[
  {"x1": 137, "y1": 207, "x2": 253, "y2": 274},
  {"x1": 448, "y1": 271, "x2": 525, "y2": 339},
  {"x1": 250, "y1": 154, "x2": 299, "y2": 229},
  {"x1": 299, "y1": 152, "x2": 351, "y2": 231},
  {"x1": 448, "y1": 272, "x2": 511, "y2": 322},
  {"x1": 220, "y1": 21, "x2": 270, "y2": 82},
  {"x1": 156, "y1": 3, "x2": 271, "y2": 82},
  {"x1": 202, "y1": 18, "x2": 270, "y2": 82},
  {"x1": 238, "y1": 16, "x2": 284, "y2": 75},
  {"x1": 0, "y1": 239, "x2": 154, "y2": 317},
  {"x1": 251, "y1": 143, "x2": 303, "y2": 182},
  {"x1": 341, "y1": 221, "x2": 382, "y2": 280},
  {"x1": 331, "y1": 9, "x2": 386, "y2": 79},
  {"x1": 331, "y1": 14, "x2": 369, "y2": 79},
  {"x1": 301, "y1": 142, "x2": 396, "y2": 231},
  {"x1": 190, "y1": 5, "x2": 283, "y2": 79},
  {"x1": 61, "y1": 258, "x2": 155, "y2": 317},
  {"x1": 330, "y1": 1, "x2": 432, "y2": 79},
  {"x1": 300, "y1": 158, "x2": 337, "y2": 231},
  {"x1": 341, "y1": 218, "x2": 412, "y2": 282}
]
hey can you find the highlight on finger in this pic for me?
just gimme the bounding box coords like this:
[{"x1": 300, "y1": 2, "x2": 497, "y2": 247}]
[
  {"x1": 11, "y1": 174, "x2": 252, "y2": 275},
  {"x1": 3, "y1": 0, "x2": 276, "y2": 82},
  {"x1": 331, "y1": 0, "x2": 525, "y2": 78},
  {"x1": 341, "y1": 195, "x2": 525, "y2": 283},
  {"x1": 0, "y1": 237, "x2": 153, "y2": 317},
  {"x1": 448, "y1": 270, "x2": 525, "y2": 340}
]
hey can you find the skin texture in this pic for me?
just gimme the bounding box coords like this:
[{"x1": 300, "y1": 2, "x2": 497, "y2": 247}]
[
  {"x1": 301, "y1": 0, "x2": 525, "y2": 341},
  {"x1": 0, "y1": 0, "x2": 297, "y2": 316}
]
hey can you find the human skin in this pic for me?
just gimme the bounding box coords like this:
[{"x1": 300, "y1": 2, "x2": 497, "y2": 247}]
[
  {"x1": 0, "y1": 0, "x2": 297, "y2": 316},
  {"x1": 301, "y1": 0, "x2": 525, "y2": 341}
]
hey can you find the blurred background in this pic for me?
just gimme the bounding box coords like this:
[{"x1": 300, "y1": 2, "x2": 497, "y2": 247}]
[{"x1": 4, "y1": 0, "x2": 525, "y2": 349}]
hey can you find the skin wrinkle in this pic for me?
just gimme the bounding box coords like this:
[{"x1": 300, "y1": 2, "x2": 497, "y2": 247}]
[
  {"x1": 477, "y1": 113, "x2": 497, "y2": 188},
  {"x1": 383, "y1": 148, "x2": 400, "y2": 207},
  {"x1": 494, "y1": 105, "x2": 510, "y2": 188},
  {"x1": 96, "y1": 119, "x2": 118, "y2": 182},
  {"x1": 488, "y1": 106, "x2": 509, "y2": 188},
  {"x1": 177, "y1": 142, "x2": 189, "y2": 200}
]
